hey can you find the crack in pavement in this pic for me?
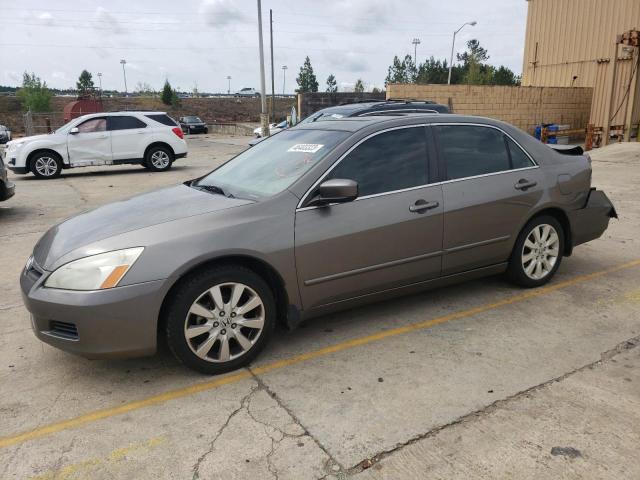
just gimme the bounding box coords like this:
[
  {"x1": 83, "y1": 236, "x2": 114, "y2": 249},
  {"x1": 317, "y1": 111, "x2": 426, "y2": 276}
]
[
  {"x1": 344, "y1": 334, "x2": 640, "y2": 476},
  {"x1": 248, "y1": 368, "x2": 344, "y2": 477},
  {"x1": 191, "y1": 382, "x2": 260, "y2": 480}
]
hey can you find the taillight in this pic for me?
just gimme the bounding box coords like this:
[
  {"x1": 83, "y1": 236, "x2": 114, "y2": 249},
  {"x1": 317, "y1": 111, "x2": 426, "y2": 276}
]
[{"x1": 172, "y1": 127, "x2": 184, "y2": 139}]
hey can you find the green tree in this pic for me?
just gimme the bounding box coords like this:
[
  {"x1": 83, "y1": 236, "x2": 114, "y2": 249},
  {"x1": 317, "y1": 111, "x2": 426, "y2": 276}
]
[
  {"x1": 371, "y1": 86, "x2": 383, "y2": 93},
  {"x1": 385, "y1": 54, "x2": 417, "y2": 85},
  {"x1": 296, "y1": 56, "x2": 319, "y2": 93},
  {"x1": 16, "y1": 72, "x2": 52, "y2": 112},
  {"x1": 416, "y1": 57, "x2": 450, "y2": 84},
  {"x1": 76, "y1": 70, "x2": 95, "y2": 94},
  {"x1": 456, "y1": 39, "x2": 489, "y2": 66},
  {"x1": 354, "y1": 79, "x2": 365, "y2": 93},
  {"x1": 492, "y1": 65, "x2": 520, "y2": 86},
  {"x1": 326, "y1": 74, "x2": 338, "y2": 93},
  {"x1": 161, "y1": 79, "x2": 174, "y2": 105}
]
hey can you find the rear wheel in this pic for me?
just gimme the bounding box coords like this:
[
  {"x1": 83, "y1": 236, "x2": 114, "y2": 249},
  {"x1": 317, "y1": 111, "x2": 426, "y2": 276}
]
[
  {"x1": 30, "y1": 152, "x2": 62, "y2": 179},
  {"x1": 165, "y1": 266, "x2": 276, "y2": 374},
  {"x1": 507, "y1": 215, "x2": 564, "y2": 287},
  {"x1": 145, "y1": 145, "x2": 173, "y2": 172}
]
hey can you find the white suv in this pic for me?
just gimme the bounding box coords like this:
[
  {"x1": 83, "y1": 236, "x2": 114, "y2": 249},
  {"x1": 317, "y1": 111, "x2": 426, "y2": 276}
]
[{"x1": 4, "y1": 111, "x2": 188, "y2": 179}]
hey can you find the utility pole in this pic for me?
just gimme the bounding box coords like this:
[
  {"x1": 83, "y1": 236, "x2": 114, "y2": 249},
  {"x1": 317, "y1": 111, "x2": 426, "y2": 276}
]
[
  {"x1": 270, "y1": 9, "x2": 276, "y2": 123},
  {"x1": 411, "y1": 38, "x2": 421, "y2": 65},
  {"x1": 120, "y1": 59, "x2": 128, "y2": 95},
  {"x1": 257, "y1": 0, "x2": 269, "y2": 137},
  {"x1": 226, "y1": 75, "x2": 231, "y2": 94},
  {"x1": 97, "y1": 72, "x2": 102, "y2": 95},
  {"x1": 282, "y1": 65, "x2": 287, "y2": 95}
]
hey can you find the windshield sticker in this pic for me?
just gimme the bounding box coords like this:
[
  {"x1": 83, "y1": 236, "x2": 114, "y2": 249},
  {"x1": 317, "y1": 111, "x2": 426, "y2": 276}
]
[{"x1": 288, "y1": 144, "x2": 324, "y2": 153}]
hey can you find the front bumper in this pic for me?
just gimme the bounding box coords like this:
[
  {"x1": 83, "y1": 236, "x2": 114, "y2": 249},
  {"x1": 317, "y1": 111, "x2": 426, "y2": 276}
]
[
  {"x1": 20, "y1": 261, "x2": 168, "y2": 359},
  {"x1": 569, "y1": 188, "x2": 617, "y2": 247},
  {"x1": 0, "y1": 179, "x2": 15, "y2": 201}
]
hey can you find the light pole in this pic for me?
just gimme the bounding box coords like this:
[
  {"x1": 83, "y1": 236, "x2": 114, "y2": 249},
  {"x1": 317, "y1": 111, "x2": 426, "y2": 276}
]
[
  {"x1": 257, "y1": 0, "x2": 269, "y2": 137},
  {"x1": 282, "y1": 65, "x2": 287, "y2": 95},
  {"x1": 97, "y1": 72, "x2": 102, "y2": 94},
  {"x1": 120, "y1": 59, "x2": 128, "y2": 95},
  {"x1": 448, "y1": 21, "x2": 477, "y2": 85},
  {"x1": 226, "y1": 75, "x2": 231, "y2": 94},
  {"x1": 411, "y1": 38, "x2": 421, "y2": 65}
]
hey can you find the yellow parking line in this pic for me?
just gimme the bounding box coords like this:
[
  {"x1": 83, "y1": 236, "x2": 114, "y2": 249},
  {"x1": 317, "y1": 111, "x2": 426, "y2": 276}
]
[{"x1": 1, "y1": 258, "x2": 639, "y2": 450}]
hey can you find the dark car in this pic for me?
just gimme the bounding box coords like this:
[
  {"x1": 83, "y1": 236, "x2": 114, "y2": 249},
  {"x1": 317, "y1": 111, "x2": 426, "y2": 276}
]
[
  {"x1": 0, "y1": 125, "x2": 12, "y2": 144},
  {"x1": 249, "y1": 100, "x2": 449, "y2": 146},
  {"x1": 299, "y1": 100, "x2": 449, "y2": 124},
  {"x1": 21, "y1": 114, "x2": 615, "y2": 374},
  {"x1": 179, "y1": 116, "x2": 208, "y2": 134},
  {"x1": 0, "y1": 151, "x2": 15, "y2": 201}
]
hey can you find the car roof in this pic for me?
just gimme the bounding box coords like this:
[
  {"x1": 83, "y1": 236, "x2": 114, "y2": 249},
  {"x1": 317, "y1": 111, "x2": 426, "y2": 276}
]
[{"x1": 310, "y1": 100, "x2": 449, "y2": 116}]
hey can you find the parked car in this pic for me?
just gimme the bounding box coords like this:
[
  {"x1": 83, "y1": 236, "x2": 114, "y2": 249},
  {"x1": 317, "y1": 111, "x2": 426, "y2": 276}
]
[
  {"x1": 179, "y1": 116, "x2": 208, "y2": 134},
  {"x1": 236, "y1": 87, "x2": 260, "y2": 97},
  {"x1": 248, "y1": 100, "x2": 449, "y2": 147},
  {"x1": 4, "y1": 112, "x2": 187, "y2": 179},
  {"x1": 0, "y1": 125, "x2": 11, "y2": 144},
  {"x1": 20, "y1": 114, "x2": 616, "y2": 374},
  {"x1": 298, "y1": 100, "x2": 449, "y2": 125},
  {"x1": 0, "y1": 152, "x2": 15, "y2": 201},
  {"x1": 253, "y1": 120, "x2": 288, "y2": 138}
]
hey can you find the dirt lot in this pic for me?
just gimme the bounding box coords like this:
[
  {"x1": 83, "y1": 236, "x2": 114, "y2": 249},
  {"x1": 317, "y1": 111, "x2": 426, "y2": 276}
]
[{"x1": 0, "y1": 135, "x2": 639, "y2": 479}]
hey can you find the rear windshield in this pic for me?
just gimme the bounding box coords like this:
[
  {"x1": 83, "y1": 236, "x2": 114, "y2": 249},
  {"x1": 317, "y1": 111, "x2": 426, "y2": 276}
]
[
  {"x1": 145, "y1": 114, "x2": 177, "y2": 126},
  {"x1": 183, "y1": 116, "x2": 202, "y2": 123},
  {"x1": 195, "y1": 129, "x2": 348, "y2": 200}
]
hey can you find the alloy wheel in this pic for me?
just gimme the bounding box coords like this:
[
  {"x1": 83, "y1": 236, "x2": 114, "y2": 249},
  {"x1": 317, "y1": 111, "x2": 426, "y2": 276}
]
[
  {"x1": 150, "y1": 150, "x2": 170, "y2": 169},
  {"x1": 184, "y1": 282, "x2": 265, "y2": 363},
  {"x1": 34, "y1": 157, "x2": 58, "y2": 177},
  {"x1": 521, "y1": 223, "x2": 560, "y2": 280}
]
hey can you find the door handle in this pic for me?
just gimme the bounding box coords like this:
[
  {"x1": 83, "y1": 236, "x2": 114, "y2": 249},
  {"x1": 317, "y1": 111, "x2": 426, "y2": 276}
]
[
  {"x1": 409, "y1": 200, "x2": 439, "y2": 213},
  {"x1": 514, "y1": 179, "x2": 537, "y2": 190}
]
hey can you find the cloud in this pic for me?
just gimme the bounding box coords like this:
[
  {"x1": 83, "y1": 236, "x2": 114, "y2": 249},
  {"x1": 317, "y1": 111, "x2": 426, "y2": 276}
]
[
  {"x1": 199, "y1": 0, "x2": 248, "y2": 27},
  {"x1": 330, "y1": 0, "x2": 391, "y2": 34},
  {"x1": 325, "y1": 51, "x2": 368, "y2": 73},
  {"x1": 37, "y1": 12, "x2": 55, "y2": 26},
  {"x1": 94, "y1": 7, "x2": 126, "y2": 35}
]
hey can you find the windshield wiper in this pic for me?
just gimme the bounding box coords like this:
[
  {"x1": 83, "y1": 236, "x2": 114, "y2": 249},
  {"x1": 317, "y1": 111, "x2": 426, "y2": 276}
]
[{"x1": 193, "y1": 183, "x2": 235, "y2": 198}]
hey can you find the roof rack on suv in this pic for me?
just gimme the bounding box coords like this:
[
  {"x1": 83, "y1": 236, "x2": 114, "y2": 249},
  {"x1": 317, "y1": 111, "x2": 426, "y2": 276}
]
[
  {"x1": 385, "y1": 98, "x2": 436, "y2": 104},
  {"x1": 338, "y1": 99, "x2": 387, "y2": 105}
]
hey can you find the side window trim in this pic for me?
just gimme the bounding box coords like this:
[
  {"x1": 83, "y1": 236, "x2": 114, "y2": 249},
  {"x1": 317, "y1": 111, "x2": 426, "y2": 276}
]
[
  {"x1": 432, "y1": 123, "x2": 538, "y2": 184},
  {"x1": 297, "y1": 124, "x2": 433, "y2": 210}
]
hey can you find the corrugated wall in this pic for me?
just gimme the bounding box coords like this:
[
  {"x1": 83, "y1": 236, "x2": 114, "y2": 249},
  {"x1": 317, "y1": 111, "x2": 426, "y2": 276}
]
[{"x1": 522, "y1": 0, "x2": 640, "y2": 135}]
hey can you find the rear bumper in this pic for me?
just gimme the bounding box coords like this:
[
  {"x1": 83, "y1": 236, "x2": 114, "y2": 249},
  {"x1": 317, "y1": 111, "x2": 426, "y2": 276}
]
[{"x1": 569, "y1": 188, "x2": 617, "y2": 247}]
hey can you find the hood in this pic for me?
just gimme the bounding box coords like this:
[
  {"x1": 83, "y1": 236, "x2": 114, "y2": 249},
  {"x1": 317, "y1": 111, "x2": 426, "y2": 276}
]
[
  {"x1": 34, "y1": 184, "x2": 253, "y2": 269},
  {"x1": 7, "y1": 134, "x2": 52, "y2": 146}
]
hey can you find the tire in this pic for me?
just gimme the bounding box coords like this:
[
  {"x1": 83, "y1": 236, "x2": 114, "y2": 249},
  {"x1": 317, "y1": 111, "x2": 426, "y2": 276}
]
[
  {"x1": 203, "y1": 127, "x2": 208, "y2": 134},
  {"x1": 30, "y1": 152, "x2": 62, "y2": 179},
  {"x1": 145, "y1": 145, "x2": 173, "y2": 172},
  {"x1": 507, "y1": 215, "x2": 564, "y2": 288},
  {"x1": 165, "y1": 265, "x2": 276, "y2": 374}
]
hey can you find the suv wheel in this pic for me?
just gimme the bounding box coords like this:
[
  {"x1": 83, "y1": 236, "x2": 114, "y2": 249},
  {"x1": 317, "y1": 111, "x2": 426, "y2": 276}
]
[
  {"x1": 30, "y1": 152, "x2": 62, "y2": 179},
  {"x1": 507, "y1": 215, "x2": 564, "y2": 287},
  {"x1": 145, "y1": 146, "x2": 173, "y2": 172},
  {"x1": 165, "y1": 266, "x2": 276, "y2": 374}
]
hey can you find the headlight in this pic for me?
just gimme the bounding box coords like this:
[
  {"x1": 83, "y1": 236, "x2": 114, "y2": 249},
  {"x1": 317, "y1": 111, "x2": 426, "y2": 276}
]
[{"x1": 44, "y1": 247, "x2": 144, "y2": 291}]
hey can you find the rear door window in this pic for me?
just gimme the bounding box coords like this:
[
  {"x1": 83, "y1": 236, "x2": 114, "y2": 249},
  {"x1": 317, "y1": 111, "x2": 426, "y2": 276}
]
[
  {"x1": 435, "y1": 125, "x2": 511, "y2": 180},
  {"x1": 108, "y1": 116, "x2": 147, "y2": 130},
  {"x1": 506, "y1": 137, "x2": 535, "y2": 169},
  {"x1": 327, "y1": 126, "x2": 428, "y2": 197}
]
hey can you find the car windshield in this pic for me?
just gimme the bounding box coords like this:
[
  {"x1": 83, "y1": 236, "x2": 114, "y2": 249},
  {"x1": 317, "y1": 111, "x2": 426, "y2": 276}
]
[
  {"x1": 194, "y1": 129, "x2": 348, "y2": 200},
  {"x1": 184, "y1": 116, "x2": 201, "y2": 123}
]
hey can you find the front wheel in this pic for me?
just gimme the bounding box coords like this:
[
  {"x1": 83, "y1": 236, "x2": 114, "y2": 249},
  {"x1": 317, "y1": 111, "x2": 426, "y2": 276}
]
[
  {"x1": 30, "y1": 152, "x2": 62, "y2": 179},
  {"x1": 507, "y1": 215, "x2": 564, "y2": 287},
  {"x1": 145, "y1": 146, "x2": 173, "y2": 172},
  {"x1": 165, "y1": 266, "x2": 276, "y2": 374}
]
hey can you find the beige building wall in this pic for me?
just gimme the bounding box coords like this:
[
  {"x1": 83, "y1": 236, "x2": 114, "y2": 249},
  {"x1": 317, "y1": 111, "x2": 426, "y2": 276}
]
[
  {"x1": 521, "y1": 0, "x2": 640, "y2": 134},
  {"x1": 386, "y1": 84, "x2": 592, "y2": 135}
]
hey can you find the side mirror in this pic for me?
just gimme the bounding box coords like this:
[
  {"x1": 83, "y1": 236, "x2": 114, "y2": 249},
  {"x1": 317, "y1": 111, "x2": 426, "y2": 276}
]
[
  {"x1": 69, "y1": 127, "x2": 79, "y2": 134},
  {"x1": 308, "y1": 179, "x2": 358, "y2": 207}
]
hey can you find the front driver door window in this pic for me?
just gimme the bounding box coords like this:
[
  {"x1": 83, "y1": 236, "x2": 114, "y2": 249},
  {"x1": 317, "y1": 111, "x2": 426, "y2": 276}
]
[
  {"x1": 294, "y1": 126, "x2": 444, "y2": 310},
  {"x1": 67, "y1": 117, "x2": 112, "y2": 166}
]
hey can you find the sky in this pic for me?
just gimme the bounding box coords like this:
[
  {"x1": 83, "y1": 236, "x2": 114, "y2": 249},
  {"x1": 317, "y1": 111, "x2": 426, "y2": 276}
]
[{"x1": 0, "y1": 0, "x2": 528, "y2": 94}]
